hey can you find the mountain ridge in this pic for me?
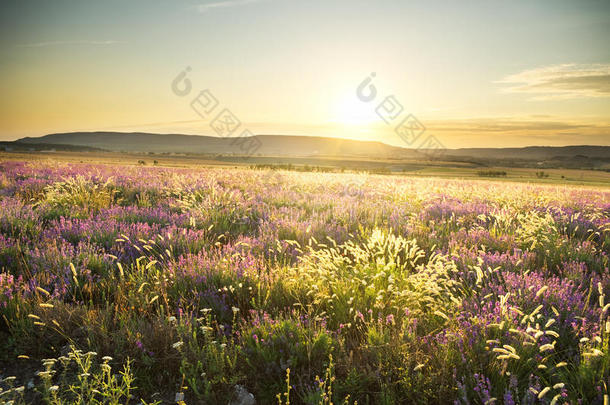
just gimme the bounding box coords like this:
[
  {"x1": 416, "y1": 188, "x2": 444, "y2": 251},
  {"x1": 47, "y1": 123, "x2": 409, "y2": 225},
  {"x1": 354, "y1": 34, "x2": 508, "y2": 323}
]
[
  {"x1": 17, "y1": 132, "x2": 421, "y2": 158},
  {"x1": 15, "y1": 132, "x2": 610, "y2": 161}
]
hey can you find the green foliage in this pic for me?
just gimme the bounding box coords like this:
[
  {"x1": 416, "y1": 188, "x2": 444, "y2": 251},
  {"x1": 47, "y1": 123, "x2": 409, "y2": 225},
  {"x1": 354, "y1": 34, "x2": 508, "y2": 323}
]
[
  {"x1": 0, "y1": 347, "x2": 150, "y2": 405},
  {"x1": 477, "y1": 170, "x2": 507, "y2": 177},
  {"x1": 174, "y1": 311, "x2": 241, "y2": 402},
  {"x1": 240, "y1": 317, "x2": 334, "y2": 403}
]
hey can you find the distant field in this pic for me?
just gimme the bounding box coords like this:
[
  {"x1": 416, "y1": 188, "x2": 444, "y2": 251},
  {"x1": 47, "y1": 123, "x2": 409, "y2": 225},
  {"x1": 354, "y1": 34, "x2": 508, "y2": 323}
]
[
  {"x1": 412, "y1": 166, "x2": 610, "y2": 187},
  {"x1": 2, "y1": 150, "x2": 610, "y2": 187},
  {"x1": 1, "y1": 158, "x2": 609, "y2": 404}
]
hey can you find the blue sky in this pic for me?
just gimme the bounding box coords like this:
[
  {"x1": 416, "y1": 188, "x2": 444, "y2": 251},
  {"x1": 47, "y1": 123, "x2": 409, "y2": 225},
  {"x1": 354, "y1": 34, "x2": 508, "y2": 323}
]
[{"x1": 1, "y1": 0, "x2": 609, "y2": 147}]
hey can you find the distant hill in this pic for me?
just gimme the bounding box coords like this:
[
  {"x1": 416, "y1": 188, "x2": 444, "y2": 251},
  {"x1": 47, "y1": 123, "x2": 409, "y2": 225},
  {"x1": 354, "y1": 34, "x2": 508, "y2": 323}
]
[
  {"x1": 14, "y1": 132, "x2": 610, "y2": 168},
  {"x1": 1, "y1": 141, "x2": 104, "y2": 152},
  {"x1": 442, "y1": 146, "x2": 610, "y2": 160},
  {"x1": 17, "y1": 132, "x2": 422, "y2": 159}
]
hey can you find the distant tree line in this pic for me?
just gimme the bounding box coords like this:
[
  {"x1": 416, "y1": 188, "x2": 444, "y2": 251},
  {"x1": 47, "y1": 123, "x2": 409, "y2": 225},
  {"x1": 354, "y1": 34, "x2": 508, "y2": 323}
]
[
  {"x1": 250, "y1": 164, "x2": 394, "y2": 175},
  {"x1": 477, "y1": 170, "x2": 507, "y2": 177}
]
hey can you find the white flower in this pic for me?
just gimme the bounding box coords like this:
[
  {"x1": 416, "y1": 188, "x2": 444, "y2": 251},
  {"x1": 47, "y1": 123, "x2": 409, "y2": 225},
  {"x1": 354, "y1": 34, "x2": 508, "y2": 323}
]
[
  {"x1": 175, "y1": 392, "x2": 185, "y2": 402},
  {"x1": 172, "y1": 341, "x2": 184, "y2": 350}
]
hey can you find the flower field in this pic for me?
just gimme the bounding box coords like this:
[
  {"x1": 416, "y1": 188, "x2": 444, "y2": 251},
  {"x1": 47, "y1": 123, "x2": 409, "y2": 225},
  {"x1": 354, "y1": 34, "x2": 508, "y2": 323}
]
[{"x1": 0, "y1": 159, "x2": 609, "y2": 404}]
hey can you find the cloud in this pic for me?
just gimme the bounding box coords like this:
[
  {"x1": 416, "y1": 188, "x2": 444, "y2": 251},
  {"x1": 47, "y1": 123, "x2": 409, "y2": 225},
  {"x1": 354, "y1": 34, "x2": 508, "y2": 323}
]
[
  {"x1": 421, "y1": 117, "x2": 610, "y2": 148},
  {"x1": 428, "y1": 118, "x2": 602, "y2": 133},
  {"x1": 195, "y1": 0, "x2": 268, "y2": 13},
  {"x1": 498, "y1": 64, "x2": 610, "y2": 99},
  {"x1": 17, "y1": 40, "x2": 123, "y2": 48}
]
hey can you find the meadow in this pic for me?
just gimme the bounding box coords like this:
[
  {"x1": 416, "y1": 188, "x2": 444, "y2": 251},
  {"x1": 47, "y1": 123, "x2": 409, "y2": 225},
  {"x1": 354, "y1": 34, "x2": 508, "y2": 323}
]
[{"x1": 0, "y1": 159, "x2": 609, "y2": 404}]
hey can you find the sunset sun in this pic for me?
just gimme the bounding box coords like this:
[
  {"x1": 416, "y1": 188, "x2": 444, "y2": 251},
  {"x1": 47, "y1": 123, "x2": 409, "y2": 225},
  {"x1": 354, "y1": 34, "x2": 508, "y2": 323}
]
[{"x1": 333, "y1": 93, "x2": 379, "y2": 127}]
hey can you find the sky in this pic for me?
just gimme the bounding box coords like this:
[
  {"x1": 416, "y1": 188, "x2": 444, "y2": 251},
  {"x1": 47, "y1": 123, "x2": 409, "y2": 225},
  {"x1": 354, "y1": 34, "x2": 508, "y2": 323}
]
[{"x1": 1, "y1": 0, "x2": 609, "y2": 148}]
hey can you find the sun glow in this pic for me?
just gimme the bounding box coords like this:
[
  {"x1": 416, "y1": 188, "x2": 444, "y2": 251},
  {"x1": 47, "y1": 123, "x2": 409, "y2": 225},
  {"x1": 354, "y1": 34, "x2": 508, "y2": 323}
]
[{"x1": 333, "y1": 94, "x2": 379, "y2": 127}]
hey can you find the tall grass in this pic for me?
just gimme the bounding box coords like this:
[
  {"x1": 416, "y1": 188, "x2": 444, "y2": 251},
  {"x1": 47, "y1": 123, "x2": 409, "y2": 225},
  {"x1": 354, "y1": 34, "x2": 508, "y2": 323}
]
[{"x1": 0, "y1": 160, "x2": 608, "y2": 403}]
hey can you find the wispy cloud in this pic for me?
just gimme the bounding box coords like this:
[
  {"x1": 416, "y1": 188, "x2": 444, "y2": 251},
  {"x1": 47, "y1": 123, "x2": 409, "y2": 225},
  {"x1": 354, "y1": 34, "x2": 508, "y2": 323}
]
[
  {"x1": 498, "y1": 64, "x2": 610, "y2": 100},
  {"x1": 195, "y1": 0, "x2": 268, "y2": 13},
  {"x1": 423, "y1": 117, "x2": 610, "y2": 148},
  {"x1": 428, "y1": 118, "x2": 603, "y2": 133},
  {"x1": 17, "y1": 40, "x2": 123, "y2": 48}
]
